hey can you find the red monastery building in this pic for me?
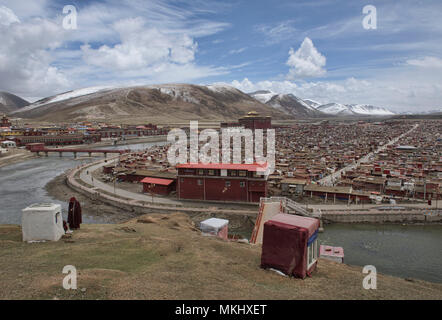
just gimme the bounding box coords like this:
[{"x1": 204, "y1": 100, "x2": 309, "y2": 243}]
[
  {"x1": 1, "y1": 115, "x2": 12, "y2": 127},
  {"x1": 239, "y1": 111, "x2": 272, "y2": 130},
  {"x1": 220, "y1": 111, "x2": 272, "y2": 130},
  {"x1": 177, "y1": 163, "x2": 269, "y2": 203}
]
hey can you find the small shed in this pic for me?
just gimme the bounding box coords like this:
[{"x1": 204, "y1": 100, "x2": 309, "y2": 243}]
[
  {"x1": 1, "y1": 140, "x2": 16, "y2": 148},
  {"x1": 281, "y1": 178, "x2": 307, "y2": 195},
  {"x1": 200, "y1": 218, "x2": 229, "y2": 240},
  {"x1": 261, "y1": 213, "x2": 320, "y2": 278},
  {"x1": 22, "y1": 203, "x2": 65, "y2": 242},
  {"x1": 319, "y1": 245, "x2": 344, "y2": 263},
  {"x1": 141, "y1": 177, "x2": 175, "y2": 195}
]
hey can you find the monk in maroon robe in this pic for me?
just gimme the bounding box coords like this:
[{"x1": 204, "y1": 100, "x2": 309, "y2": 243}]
[{"x1": 68, "y1": 197, "x2": 82, "y2": 229}]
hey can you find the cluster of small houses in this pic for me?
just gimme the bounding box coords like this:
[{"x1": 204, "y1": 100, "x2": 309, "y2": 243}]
[
  {"x1": 273, "y1": 120, "x2": 408, "y2": 182},
  {"x1": 269, "y1": 120, "x2": 442, "y2": 203},
  {"x1": 336, "y1": 121, "x2": 442, "y2": 202},
  {"x1": 101, "y1": 120, "x2": 441, "y2": 205}
]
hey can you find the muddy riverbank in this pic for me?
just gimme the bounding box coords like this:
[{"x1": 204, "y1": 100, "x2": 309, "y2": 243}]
[
  {"x1": 0, "y1": 149, "x2": 36, "y2": 168},
  {"x1": 45, "y1": 174, "x2": 138, "y2": 223}
]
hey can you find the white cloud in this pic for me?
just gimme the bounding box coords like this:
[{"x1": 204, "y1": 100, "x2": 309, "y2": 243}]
[
  {"x1": 228, "y1": 47, "x2": 246, "y2": 55},
  {"x1": 78, "y1": 16, "x2": 229, "y2": 83},
  {"x1": 81, "y1": 17, "x2": 198, "y2": 71},
  {"x1": 406, "y1": 56, "x2": 442, "y2": 68},
  {"x1": 287, "y1": 37, "x2": 326, "y2": 79},
  {"x1": 255, "y1": 20, "x2": 298, "y2": 44},
  {"x1": 0, "y1": 5, "x2": 20, "y2": 25},
  {"x1": 0, "y1": 1, "x2": 230, "y2": 99},
  {"x1": 0, "y1": 6, "x2": 70, "y2": 98}
]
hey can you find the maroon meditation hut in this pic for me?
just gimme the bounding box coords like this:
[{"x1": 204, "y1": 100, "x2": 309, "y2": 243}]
[{"x1": 261, "y1": 213, "x2": 320, "y2": 279}]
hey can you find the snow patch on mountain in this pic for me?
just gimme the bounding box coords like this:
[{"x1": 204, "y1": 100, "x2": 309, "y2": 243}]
[
  {"x1": 148, "y1": 85, "x2": 201, "y2": 104},
  {"x1": 348, "y1": 104, "x2": 394, "y2": 115},
  {"x1": 317, "y1": 103, "x2": 395, "y2": 116},
  {"x1": 303, "y1": 99, "x2": 322, "y2": 108},
  {"x1": 206, "y1": 84, "x2": 240, "y2": 93},
  {"x1": 16, "y1": 86, "x2": 115, "y2": 113},
  {"x1": 286, "y1": 94, "x2": 316, "y2": 111},
  {"x1": 317, "y1": 103, "x2": 352, "y2": 115},
  {"x1": 249, "y1": 90, "x2": 277, "y2": 104}
]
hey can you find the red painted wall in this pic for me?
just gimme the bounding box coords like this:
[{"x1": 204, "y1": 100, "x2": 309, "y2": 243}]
[
  {"x1": 178, "y1": 176, "x2": 266, "y2": 202},
  {"x1": 143, "y1": 183, "x2": 171, "y2": 195},
  {"x1": 205, "y1": 178, "x2": 248, "y2": 202},
  {"x1": 178, "y1": 177, "x2": 205, "y2": 200}
]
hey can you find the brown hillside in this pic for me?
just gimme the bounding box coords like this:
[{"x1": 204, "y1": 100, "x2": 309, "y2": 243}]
[
  {"x1": 13, "y1": 84, "x2": 290, "y2": 123},
  {"x1": 0, "y1": 212, "x2": 441, "y2": 300}
]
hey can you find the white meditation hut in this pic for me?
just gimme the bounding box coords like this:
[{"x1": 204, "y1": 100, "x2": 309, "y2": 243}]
[{"x1": 22, "y1": 203, "x2": 65, "y2": 242}]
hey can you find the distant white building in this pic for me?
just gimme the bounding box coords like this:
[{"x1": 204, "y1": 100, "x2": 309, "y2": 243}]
[
  {"x1": 1, "y1": 140, "x2": 16, "y2": 148},
  {"x1": 22, "y1": 203, "x2": 65, "y2": 242}
]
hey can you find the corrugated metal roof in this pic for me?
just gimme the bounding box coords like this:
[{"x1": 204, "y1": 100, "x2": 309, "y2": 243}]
[{"x1": 140, "y1": 177, "x2": 174, "y2": 186}]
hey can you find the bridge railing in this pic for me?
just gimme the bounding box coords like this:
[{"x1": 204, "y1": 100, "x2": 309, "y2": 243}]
[{"x1": 259, "y1": 196, "x2": 321, "y2": 218}]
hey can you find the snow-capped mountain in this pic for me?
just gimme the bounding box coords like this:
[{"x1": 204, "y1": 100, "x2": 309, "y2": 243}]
[
  {"x1": 249, "y1": 90, "x2": 395, "y2": 117},
  {"x1": 249, "y1": 91, "x2": 325, "y2": 118},
  {"x1": 316, "y1": 103, "x2": 395, "y2": 116},
  {"x1": 266, "y1": 94, "x2": 325, "y2": 118}
]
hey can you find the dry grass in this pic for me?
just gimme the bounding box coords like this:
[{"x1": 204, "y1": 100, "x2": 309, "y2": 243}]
[{"x1": 0, "y1": 213, "x2": 441, "y2": 300}]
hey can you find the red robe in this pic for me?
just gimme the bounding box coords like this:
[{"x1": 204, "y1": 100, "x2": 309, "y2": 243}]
[{"x1": 68, "y1": 198, "x2": 82, "y2": 229}]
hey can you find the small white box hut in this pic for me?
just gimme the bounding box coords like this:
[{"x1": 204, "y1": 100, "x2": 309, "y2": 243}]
[
  {"x1": 22, "y1": 203, "x2": 65, "y2": 242},
  {"x1": 200, "y1": 218, "x2": 229, "y2": 240}
]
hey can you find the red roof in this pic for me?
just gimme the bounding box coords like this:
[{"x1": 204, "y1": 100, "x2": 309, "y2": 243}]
[
  {"x1": 176, "y1": 163, "x2": 269, "y2": 172},
  {"x1": 140, "y1": 177, "x2": 174, "y2": 186}
]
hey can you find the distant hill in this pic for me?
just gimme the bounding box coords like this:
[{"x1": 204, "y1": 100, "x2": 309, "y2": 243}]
[
  {"x1": 12, "y1": 84, "x2": 290, "y2": 123},
  {"x1": 0, "y1": 92, "x2": 29, "y2": 114}
]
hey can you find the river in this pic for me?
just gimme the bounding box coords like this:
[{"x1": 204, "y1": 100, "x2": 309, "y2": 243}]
[
  {"x1": 319, "y1": 224, "x2": 442, "y2": 283},
  {"x1": 0, "y1": 141, "x2": 167, "y2": 225},
  {"x1": 0, "y1": 141, "x2": 441, "y2": 283}
]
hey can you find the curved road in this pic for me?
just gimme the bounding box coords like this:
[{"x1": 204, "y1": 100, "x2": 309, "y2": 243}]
[{"x1": 80, "y1": 158, "x2": 183, "y2": 206}]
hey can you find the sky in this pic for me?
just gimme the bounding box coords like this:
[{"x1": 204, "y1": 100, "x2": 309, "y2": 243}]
[{"x1": 0, "y1": 0, "x2": 441, "y2": 113}]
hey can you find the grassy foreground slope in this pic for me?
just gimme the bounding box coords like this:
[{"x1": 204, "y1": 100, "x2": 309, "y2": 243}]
[{"x1": 0, "y1": 212, "x2": 441, "y2": 300}]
